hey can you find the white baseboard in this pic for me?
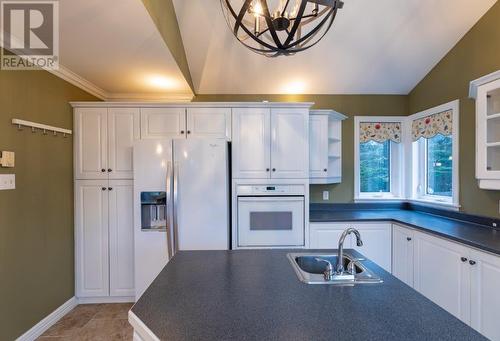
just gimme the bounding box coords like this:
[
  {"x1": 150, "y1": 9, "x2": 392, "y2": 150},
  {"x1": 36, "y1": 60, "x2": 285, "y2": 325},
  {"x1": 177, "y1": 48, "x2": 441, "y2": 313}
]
[
  {"x1": 77, "y1": 296, "x2": 135, "y2": 304},
  {"x1": 16, "y1": 297, "x2": 78, "y2": 341}
]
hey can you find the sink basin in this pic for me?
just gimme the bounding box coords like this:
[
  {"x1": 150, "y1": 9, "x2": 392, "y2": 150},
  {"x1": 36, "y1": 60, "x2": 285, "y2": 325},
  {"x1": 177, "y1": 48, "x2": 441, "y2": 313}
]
[{"x1": 287, "y1": 251, "x2": 383, "y2": 285}]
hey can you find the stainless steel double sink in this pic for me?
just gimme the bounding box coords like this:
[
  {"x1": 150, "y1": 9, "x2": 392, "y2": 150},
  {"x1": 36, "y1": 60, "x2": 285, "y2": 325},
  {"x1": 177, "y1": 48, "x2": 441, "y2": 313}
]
[{"x1": 287, "y1": 251, "x2": 383, "y2": 285}]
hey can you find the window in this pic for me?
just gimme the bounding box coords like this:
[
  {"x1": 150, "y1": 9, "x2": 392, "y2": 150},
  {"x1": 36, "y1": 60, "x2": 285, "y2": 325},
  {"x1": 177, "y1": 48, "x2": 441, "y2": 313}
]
[
  {"x1": 426, "y1": 134, "x2": 453, "y2": 197},
  {"x1": 411, "y1": 100, "x2": 459, "y2": 208},
  {"x1": 360, "y1": 140, "x2": 391, "y2": 193},
  {"x1": 355, "y1": 117, "x2": 404, "y2": 200}
]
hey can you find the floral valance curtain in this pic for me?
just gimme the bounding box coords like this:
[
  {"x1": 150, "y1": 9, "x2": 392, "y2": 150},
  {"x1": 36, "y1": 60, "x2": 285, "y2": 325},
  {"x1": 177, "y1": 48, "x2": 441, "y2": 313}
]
[
  {"x1": 359, "y1": 122, "x2": 401, "y2": 143},
  {"x1": 412, "y1": 110, "x2": 453, "y2": 141}
]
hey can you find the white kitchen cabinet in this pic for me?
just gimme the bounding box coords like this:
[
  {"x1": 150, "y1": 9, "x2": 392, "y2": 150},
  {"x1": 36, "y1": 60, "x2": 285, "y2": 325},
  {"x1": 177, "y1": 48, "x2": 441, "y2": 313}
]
[
  {"x1": 75, "y1": 180, "x2": 109, "y2": 297},
  {"x1": 413, "y1": 230, "x2": 471, "y2": 324},
  {"x1": 271, "y1": 108, "x2": 309, "y2": 178},
  {"x1": 75, "y1": 107, "x2": 138, "y2": 180},
  {"x1": 232, "y1": 107, "x2": 309, "y2": 179},
  {"x1": 108, "y1": 180, "x2": 135, "y2": 297},
  {"x1": 470, "y1": 248, "x2": 500, "y2": 341},
  {"x1": 140, "y1": 107, "x2": 186, "y2": 139},
  {"x1": 470, "y1": 70, "x2": 500, "y2": 190},
  {"x1": 108, "y1": 108, "x2": 140, "y2": 179},
  {"x1": 75, "y1": 180, "x2": 135, "y2": 299},
  {"x1": 309, "y1": 222, "x2": 391, "y2": 273},
  {"x1": 309, "y1": 114, "x2": 329, "y2": 178},
  {"x1": 309, "y1": 110, "x2": 346, "y2": 184},
  {"x1": 74, "y1": 108, "x2": 108, "y2": 180},
  {"x1": 392, "y1": 224, "x2": 414, "y2": 287},
  {"x1": 309, "y1": 223, "x2": 352, "y2": 249},
  {"x1": 186, "y1": 108, "x2": 231, "y2": 140},
  {"x1": 232, "y1": 108, "x2": 271, "y2": 179},
  {"x1": 351, "y1": 223, "x2": 392, "y2": 272}
]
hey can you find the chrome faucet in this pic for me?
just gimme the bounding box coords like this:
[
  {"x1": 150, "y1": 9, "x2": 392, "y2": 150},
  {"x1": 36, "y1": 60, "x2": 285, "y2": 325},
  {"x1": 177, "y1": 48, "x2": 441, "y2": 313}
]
[
  {"x1": 315, "y1": 258, "x2": 335, "y2": 281},
  {"x1": 337, "y1": 228, "x2": 363, "y2": 274}
]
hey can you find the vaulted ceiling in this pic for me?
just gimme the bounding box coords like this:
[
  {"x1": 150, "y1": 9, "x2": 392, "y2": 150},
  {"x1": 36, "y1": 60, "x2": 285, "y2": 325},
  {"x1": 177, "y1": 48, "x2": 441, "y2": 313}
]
[
  {"x1": 19, "y1": 0, "x2": 498, "y2": 99},
  {"x1": 173, "y1": 0, "x2": 497, "y2": 94}
]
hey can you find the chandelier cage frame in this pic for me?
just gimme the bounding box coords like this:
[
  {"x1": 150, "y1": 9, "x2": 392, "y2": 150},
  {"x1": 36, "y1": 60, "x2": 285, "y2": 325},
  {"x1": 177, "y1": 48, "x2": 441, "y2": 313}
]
[{"x1": 220, "y1": 0, "x2": 344, "y2": 57}]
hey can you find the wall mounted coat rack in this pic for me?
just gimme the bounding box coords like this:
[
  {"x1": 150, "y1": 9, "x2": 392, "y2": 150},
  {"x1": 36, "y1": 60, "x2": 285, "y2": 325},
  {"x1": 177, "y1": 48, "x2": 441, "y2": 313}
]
[{"x1": 12, "y1": 118, "x2": 72, "y2": 137}]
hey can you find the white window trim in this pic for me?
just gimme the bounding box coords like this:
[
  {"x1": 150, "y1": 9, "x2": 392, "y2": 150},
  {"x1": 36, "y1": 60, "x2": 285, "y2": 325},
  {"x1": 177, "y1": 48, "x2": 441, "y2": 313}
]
[
  {"x1": 354, "y1": 116, "x2": 406, "y2": 201},
  {"x1": 353, "y1": 100, "x2": 460, "y2": 211},
  {"x1": 408, "y1": 99, "x2": 460, "y2": 210}
]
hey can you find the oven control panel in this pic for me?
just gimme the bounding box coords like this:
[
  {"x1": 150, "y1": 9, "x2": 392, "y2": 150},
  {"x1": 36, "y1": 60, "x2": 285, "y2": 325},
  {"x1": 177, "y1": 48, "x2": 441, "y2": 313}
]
[{"x1": 236, "y1": 184, "x2": 305, "y2": 196}]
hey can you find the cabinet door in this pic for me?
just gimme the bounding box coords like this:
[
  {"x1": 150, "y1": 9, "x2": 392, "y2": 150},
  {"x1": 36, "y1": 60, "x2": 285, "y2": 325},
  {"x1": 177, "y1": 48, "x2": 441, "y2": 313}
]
[
  {"x1": 186, "y1": 108, "x2": 231, "y2": 140},
  {"x1": 351, "y1": 223, "x2": 392, "y2": 272},
  {"x1": 232, "y1": 108, "x2": 271, "y2": 179},
  {"x1": 75, "y1": 180, "x2": 109, "y2": 297},
  {"x1": 310, "y1": 223, "x2": 352, "y2": 249},
  {"x1": 108, "y1": 180, "x2": 135, "y2": 297},
  {"x1": 392, "y1": 224, "x2": 414, "y2": 287},
  {"x1": 470, "y1": 249, "x2": 500, "y2": 341},
  {"x1": 309, "y1": 114, "x2": 329, "y2": 178},
  {"x1": 108, "y1": 108, "x2": 139, "y2": 179},
  {"x1": 271, "y1": 108, "x2": 309, "y2": 178},
  {"x1": 140, "y1": 108, "x2": 186, "y2": 139},
  {"x1": 413, "y1": 231, "x2": 470, "y2": 324},
  {"x1": 74, "y1": 108, "x2": 108, "y2": 179}
]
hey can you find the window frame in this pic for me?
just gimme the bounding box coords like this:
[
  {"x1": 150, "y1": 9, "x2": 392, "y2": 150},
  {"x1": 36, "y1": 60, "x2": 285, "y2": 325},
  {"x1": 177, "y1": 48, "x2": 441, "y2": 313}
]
[
  {"x1": 354, "y1": 116, "x2": 406, "y2": 201},
  {"x1": 410, "y1": 100, "x2": 460, "y2": 209}
]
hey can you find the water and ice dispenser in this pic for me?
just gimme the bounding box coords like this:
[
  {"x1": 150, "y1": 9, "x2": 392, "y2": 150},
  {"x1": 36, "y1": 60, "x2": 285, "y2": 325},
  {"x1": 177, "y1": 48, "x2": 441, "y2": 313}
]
[{"x1": 140, "y1": 192, "x2": 167, "y2": 231}]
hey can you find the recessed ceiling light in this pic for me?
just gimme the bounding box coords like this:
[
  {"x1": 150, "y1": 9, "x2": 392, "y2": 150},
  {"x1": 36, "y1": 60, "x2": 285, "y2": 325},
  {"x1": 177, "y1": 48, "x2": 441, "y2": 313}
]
[{"x1": 147, "y1": 75, "x2": 177, "y2": 90}]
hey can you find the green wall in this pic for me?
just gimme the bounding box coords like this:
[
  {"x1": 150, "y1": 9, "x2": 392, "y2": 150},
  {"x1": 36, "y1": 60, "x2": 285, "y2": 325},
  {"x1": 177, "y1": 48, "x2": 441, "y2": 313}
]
[
  {"x1": 0, "y1": 68, "x2": 97, "y2": 340},
  {"x1": 409, "y1": 1, "x2": 500, "y2": 217},
  {"x1": 194, "y1": 94, "x2": 408, "y2": 203}
]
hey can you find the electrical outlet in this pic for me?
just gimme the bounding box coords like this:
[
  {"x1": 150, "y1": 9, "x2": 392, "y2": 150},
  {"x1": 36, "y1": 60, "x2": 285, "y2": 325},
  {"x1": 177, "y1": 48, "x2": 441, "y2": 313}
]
[
  {"x1": 322, "y1": 190, "x2": 329, "y2": 201},
  {"x1": 0, "y1": 174, "x2": 15, "y2": 190}
]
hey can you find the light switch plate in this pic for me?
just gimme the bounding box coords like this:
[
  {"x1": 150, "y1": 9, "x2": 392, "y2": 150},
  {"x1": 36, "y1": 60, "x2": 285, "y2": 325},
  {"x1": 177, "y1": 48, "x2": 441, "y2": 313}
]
[
  {"x1": 323, "y1": 190, "x2": 329, "y2": 201},
  {"x1": 0, "y1": 151, "x2": 15, "y2": 168},
  {"x1": 0, "y1": 174, "x2": 15, "y2": 190}
]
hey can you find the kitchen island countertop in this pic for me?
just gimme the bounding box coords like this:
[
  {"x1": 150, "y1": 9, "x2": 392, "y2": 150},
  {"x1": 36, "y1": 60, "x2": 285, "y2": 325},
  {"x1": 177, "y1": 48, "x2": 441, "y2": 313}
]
[{"x1": 130, "y1": 249, "x2": 485, "y2": 341}]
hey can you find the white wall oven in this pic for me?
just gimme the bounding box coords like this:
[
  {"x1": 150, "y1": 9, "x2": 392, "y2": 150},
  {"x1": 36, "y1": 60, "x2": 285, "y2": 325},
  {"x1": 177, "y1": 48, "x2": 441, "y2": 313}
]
[{"x1": 236, "y1": 184, "x2": 305, "y2": 248}]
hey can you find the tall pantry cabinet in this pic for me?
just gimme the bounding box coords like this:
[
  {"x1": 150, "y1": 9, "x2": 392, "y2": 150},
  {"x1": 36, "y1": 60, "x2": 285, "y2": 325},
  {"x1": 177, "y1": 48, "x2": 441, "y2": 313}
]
[{"x1": 74, "y1": 107, "x2": 136, "y2": 301}]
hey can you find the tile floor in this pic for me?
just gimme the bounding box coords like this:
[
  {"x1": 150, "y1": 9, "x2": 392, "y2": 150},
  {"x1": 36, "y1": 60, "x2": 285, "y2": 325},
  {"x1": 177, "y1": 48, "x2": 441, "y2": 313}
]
[{"x1": 37, "y1": 303, "x2": 133, "y2": 341}]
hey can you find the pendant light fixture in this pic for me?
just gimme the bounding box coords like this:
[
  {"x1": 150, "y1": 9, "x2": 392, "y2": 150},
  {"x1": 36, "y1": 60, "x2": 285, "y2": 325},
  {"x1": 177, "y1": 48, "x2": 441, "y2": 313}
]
[{"x1": 220, "y1": 0, "x2": 344, "y2": 57}]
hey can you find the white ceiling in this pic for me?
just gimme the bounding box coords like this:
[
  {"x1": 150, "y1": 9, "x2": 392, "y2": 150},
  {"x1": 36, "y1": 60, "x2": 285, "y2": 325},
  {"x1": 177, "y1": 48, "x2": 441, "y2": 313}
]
[
  {"x1": 59, "y1": 0, "x2": 192, "y2": 100},
  {"x1": 173, "y1": 0, "x2": 497, "y2": 95}
]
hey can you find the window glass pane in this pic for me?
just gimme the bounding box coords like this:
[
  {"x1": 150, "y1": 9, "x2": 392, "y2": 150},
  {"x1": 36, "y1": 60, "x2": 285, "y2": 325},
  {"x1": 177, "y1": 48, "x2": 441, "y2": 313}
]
[
  {"x1": 426, "y1": 134, "x2": 452, "y2": 197},
  {"x1": 360, "y1": 140, "x2": 391, "y2": 193}
]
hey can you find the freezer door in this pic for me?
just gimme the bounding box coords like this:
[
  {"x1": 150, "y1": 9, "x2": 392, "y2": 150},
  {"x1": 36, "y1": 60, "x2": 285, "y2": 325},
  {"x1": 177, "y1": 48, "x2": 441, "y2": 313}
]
[
  {"x1": 133, "y1": 139, "x2": 173, "y2": 299},
  {"x1": 173, "y1": 139, "x2": 229, "y2": 250}
]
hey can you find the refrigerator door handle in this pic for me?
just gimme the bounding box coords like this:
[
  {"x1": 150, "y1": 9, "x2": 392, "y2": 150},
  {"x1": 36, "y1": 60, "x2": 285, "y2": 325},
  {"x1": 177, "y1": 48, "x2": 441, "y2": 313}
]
[
  {"x1": 173, "y1": 161, "x2": 179, "y2": 254},
  {"x1": 166, "y1": 160, "x2": 173, "y2": 259}
]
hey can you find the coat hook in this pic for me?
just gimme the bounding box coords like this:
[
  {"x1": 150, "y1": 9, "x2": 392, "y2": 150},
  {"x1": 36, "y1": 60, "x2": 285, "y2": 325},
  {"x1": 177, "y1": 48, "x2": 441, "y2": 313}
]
[
  {"x1": 53, "y1": 131, "x2": 57, "y2": 136},
  {"x1": 31, "y1": 127, "x2": 36, "y2": 133},
  {"x1": 63, "y1": 133, "x2": 67, "y2": 138},
  {"x1": 43, "y1": 129, "x2": 47, "y2": 135},
  {"x1": 17, "y1": 124, "x2": 23, "y2": 130}
]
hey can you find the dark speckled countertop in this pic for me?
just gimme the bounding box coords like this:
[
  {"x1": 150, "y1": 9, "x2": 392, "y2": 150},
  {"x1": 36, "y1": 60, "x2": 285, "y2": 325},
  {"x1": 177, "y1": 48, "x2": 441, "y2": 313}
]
[
  {"x1": 310, "y1": 206, "x2": 500, "y2": 256},
  {"x1": 131, "y1": 249, "x2": 484, "y2": 341}
]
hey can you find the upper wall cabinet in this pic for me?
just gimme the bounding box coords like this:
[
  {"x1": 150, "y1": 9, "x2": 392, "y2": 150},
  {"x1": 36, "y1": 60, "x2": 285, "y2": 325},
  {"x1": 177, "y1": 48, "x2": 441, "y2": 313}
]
[
  {"x1": 309, "y1": 110, "x2": 346, "y2": 184},
  {"x1": 141, "y1": 107, "x2": 231, "y2": 140},
  {"x1": 232, "y1": 107, "x2": 309, "y2": 179},
  {"x1": 470, "y1": 70, "x2": 500, "y2": 190},
  {"x1": 75, "y1": 108, "x2": 139, "y2": 180},
  {"x1": 140, "y1": 108, "x2": 186, "y2": 139},
  {"x1": 187, "y1": 108, "x2": 231, "y2": 140}
]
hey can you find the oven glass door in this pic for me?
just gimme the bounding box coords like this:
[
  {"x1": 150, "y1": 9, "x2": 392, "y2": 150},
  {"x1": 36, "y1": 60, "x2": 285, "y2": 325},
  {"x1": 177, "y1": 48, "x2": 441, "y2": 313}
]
[{"x1": 237, "y1": 196, "x2": 304, "y2": 247}]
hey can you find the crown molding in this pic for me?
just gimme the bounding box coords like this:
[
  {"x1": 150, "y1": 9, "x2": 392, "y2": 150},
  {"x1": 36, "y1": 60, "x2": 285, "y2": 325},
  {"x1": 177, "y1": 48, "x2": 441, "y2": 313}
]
[
  {"x1": 47, "y1": 64, "x2": 108, "y2": 100},
  {"x1": 105, "y1": 92, "x2": 194, "y2": 102}
]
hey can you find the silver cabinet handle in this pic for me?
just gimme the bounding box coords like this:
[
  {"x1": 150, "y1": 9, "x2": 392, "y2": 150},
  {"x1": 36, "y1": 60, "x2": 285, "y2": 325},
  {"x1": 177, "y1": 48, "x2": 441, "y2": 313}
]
[
  {"x1": 166, "y1": 160, "x2": 173, "y2": 259},
  {"x1": 173, "y1": 162, "x2": 179, "y2": 253}
]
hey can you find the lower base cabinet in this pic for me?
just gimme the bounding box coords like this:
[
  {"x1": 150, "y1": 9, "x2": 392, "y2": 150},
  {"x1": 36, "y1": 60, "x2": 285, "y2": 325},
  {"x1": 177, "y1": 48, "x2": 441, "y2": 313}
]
[
  {"x1": 75, "y1": 180, "x2": 134, "y2": 299},
  {"x1": 309, "y1": 222, "x2": 392, "y2": 272},
  {"x1": 393, "y1": 224, "x2": 500, "y2": 341}
]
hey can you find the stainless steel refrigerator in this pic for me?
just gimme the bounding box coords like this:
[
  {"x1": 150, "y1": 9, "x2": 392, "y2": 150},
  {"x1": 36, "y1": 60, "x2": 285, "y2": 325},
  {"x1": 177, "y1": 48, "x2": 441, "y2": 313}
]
[{"x1": 133, "y1": 138, "x2": 229, "y2": 299}]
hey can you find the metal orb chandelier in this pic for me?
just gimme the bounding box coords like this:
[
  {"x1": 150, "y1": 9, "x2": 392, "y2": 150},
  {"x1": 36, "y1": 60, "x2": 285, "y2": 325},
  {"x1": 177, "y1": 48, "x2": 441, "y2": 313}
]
[{"x1": 220, "y1": 0, "x2": 344, "y2": 57}]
